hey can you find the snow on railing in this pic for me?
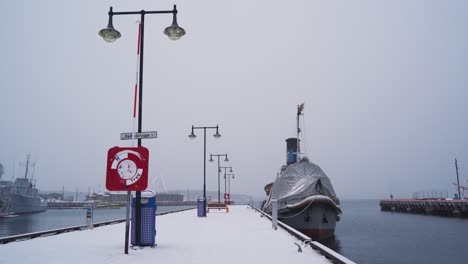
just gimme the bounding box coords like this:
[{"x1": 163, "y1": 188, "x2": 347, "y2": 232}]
[{"x1": 254, "y1": 207, "x2": 356, "y2": 264}]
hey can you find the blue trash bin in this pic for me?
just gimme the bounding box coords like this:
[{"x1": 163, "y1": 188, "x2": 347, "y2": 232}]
[
  {"x1": 197, "y1": 197, "x2": 206, "y2": 217},
  {"x1": 131, "y1": 190, "x2": 157, "y2": 246}
]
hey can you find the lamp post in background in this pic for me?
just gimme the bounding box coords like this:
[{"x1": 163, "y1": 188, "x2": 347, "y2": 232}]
[
  {"x1": 189, "y1": 125, "x2": 221, "y2": 216},
  {"x1": 225, "y1": 173, "x2": 235, "y2": 204},
  {"x1": 209, "y1": 153, "x2": 229, "y2": 203},
  {"x1": 220, "y1": 166, "x2": 233, "y2": 203},
  {"x1": 99, "y1": 5, "x2": 185, "y2": 252}
]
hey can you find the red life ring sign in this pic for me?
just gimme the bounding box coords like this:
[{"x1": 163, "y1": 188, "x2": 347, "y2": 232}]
[{"x1": 106, "y1": 146, "x2": 149, "y2": 191}]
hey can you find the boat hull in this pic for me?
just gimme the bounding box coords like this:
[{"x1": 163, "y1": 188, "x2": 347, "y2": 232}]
[
  {"x1": 278, "y1": 203, "x2": 339, "y2": 240},
  {"x1": 1, "y1": 191, "x2": 47, "y2": 215},
  {"x1": 8, "y1": 193, "x2": 47, "y2": 214}
]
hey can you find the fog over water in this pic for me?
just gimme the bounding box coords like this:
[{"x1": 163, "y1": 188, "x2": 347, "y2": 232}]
[{"x1": 0, "y1": 0, "x2": 467, "y2": 200}]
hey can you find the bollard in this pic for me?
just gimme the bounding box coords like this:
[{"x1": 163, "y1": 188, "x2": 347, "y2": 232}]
[
  {"x1": 272, "y1": 198, "x2": 278, "y2": 230},
  {"x1": 86, "y1": 204, "x2": 94, "y2": 229}
]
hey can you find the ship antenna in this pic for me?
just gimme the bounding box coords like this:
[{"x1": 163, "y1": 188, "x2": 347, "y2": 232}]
[
  {"x1": 31, "y1": 161, "x2": 36, "y2": 181},
  {"x1": 297, "y1": 103, "x2": 305, "y2": 159},
  {"x1": 11, "y1": 159, "x2": 15, "y2": 181}
]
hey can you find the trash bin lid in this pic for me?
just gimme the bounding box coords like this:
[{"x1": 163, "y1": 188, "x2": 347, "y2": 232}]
[{"x1": 132, "y1": 189, "x2": 156, "y2": 198}]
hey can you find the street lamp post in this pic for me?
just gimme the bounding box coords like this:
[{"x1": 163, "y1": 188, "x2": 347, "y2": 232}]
[
  {"x1": 209, "y1": 153, "x2": 229, "y2": 203},
  {"x1": 189, "y1": 125, "x2": 221, "y2": 216},
  {"x1": 226, "y1": 173, "x2": 235, "y2": 204},
  {"x1": 99, "y1": 5, "x2": 185, "y2": 252},
  {"x1": 220, "y1": 166, "x2": 233, "y2": 202}
]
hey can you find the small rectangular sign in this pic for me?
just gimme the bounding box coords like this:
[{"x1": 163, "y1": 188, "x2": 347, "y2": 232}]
[{"x1": 121, "y1": 131, "x2": 157, "y2": 140}]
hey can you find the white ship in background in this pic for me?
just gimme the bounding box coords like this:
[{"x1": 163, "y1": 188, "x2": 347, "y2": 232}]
[
  {"x1": 261, "y1": 104, "x2": 341, "y2": 240},
  {"x1": 0, "y1": 155, "x2": 47, "y2": 216}
]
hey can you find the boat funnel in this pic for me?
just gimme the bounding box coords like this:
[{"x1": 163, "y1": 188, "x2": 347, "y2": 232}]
[{"x1": 286, "y1": 138, "x2": 299, "y2": 165}]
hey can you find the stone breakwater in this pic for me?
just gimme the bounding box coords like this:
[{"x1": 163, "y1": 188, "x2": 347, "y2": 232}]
[{"x1": 380, "y1": 199, "x2": 468, "y2": 217}]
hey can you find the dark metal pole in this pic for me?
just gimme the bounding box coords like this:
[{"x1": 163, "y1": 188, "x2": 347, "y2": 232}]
[
  {"x1": 228, "y1": 174, "x2": 231, "y2": 202},
  {"x1": 224, "y1": 170, "x2": 227, "y2": 202},
  {"x1": 135, "y1": 11, "x2": 146, "y2": 247},
  {"x1": 124, "y1": 191, "x2": 130, "y2": 254},
  {"x1": 455, "y1": 158, "x2": 461, "y2": 199},
  {"x1": 203, "y1": 128, "x2": 207, "y2": 215},
  {"x1": 217, "y1": 156, "x2": 221, "y2": 203}
]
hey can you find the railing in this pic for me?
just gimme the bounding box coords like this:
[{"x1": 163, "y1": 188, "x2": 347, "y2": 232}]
[
  {"x1": 0, "y1": 207, "x2": 195, "y2": 244},
  {"x1": 253, "y1": 207, "x2": 356, "y2": 264}
]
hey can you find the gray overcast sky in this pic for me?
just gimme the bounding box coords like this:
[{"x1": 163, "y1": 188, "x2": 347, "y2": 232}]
[{"x1": 1, "y1": 0, "x2": 467, "y2": 200}]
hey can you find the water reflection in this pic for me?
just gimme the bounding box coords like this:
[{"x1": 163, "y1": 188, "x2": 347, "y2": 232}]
[
  {"x1": 318, "y1": 235, "x2": 342, "y2": 253},
  {"x1": 0, "y1": 214, "x2": 35, "y2": 236}
]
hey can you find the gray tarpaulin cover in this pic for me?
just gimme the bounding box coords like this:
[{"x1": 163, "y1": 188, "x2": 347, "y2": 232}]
[{"x1": 263, "y1": 157, "x2": 339, "y2": 213}]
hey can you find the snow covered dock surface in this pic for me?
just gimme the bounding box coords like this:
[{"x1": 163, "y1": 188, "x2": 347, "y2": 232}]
[{"x1": 0, "y1": 206, "x2": 333, "y2": 264}]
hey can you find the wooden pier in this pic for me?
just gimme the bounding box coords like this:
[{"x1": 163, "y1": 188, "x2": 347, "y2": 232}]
[{"x1": 380, "y1": 199, "x2": 468, "y2": 217}]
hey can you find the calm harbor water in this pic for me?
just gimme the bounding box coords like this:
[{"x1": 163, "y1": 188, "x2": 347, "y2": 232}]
[
  {"x1": 0, "y1": 205, "x2": 193, "y2": 238},
  {"x1": 1, "y1": 201, "x2": 467, "y2": 263},
  {"x1": 330, "y1": 200, "x2": 468, "y2": 264}
]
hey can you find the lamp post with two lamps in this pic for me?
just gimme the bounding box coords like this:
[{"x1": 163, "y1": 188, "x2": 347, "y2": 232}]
[
  {"x1": 209, "y1": 153, "x2": 229, "y2": 203},
  {"x1": 99, "y1": 5, "x2": 185, "y2": 252},
  {"x1": 188, "y1": 125, "x2": 222, "y2": 216}
]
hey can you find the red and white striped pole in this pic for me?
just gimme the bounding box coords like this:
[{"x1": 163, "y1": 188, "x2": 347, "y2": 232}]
[{"x1": 132, "y1": 22, "x2": 142, "y2": 147}]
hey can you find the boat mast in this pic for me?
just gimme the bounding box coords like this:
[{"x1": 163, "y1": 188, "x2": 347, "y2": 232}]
[
  {"x1": 11, "y1": 159, "x2": 15, "y2": 181},
  {"x1": 455, "y1": 158, "x2": 461, "y2": 199},
  {"x1": 296, "y1": 103, "x2": 304, "y2": 159},
  {"x1": 23, "y1": 154, "x2": 31, "y2": 179}
]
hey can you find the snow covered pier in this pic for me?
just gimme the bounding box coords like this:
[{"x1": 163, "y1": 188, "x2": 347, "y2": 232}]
[{"x1": 0, "y1": 205, "x2": 353, "y2": 264}]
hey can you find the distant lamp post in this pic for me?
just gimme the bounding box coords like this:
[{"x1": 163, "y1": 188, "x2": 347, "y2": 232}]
[
  {"x1": 188, "y1": 125, "x2": 222, "y2": 216},
  {"x1": 220, "y1": 166, "x2": 233, "y2": 202},
  {"x1": 209, "y1": 153, "x2": 229, "y2": 203},
  {"x1": 99, "y1": 4, "x2": 185, "y2": 253},
  {"x1": 225, "y1": 173, "x2": 235, "y2": 204}
]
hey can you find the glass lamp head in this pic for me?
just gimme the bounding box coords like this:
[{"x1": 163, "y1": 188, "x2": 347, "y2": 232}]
[
  {"x1": 164, "y1": 5, "x2": 186, "y2": 40},
  {"x1": 99, "y1": 8, "x2": 121, "y2": 43},
  {"x1": 99, "y1": 26, "x2": 121, "y2": 43},
  {"x1": 164, "y1": 25, "x2": 186, "y2": 40}
]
